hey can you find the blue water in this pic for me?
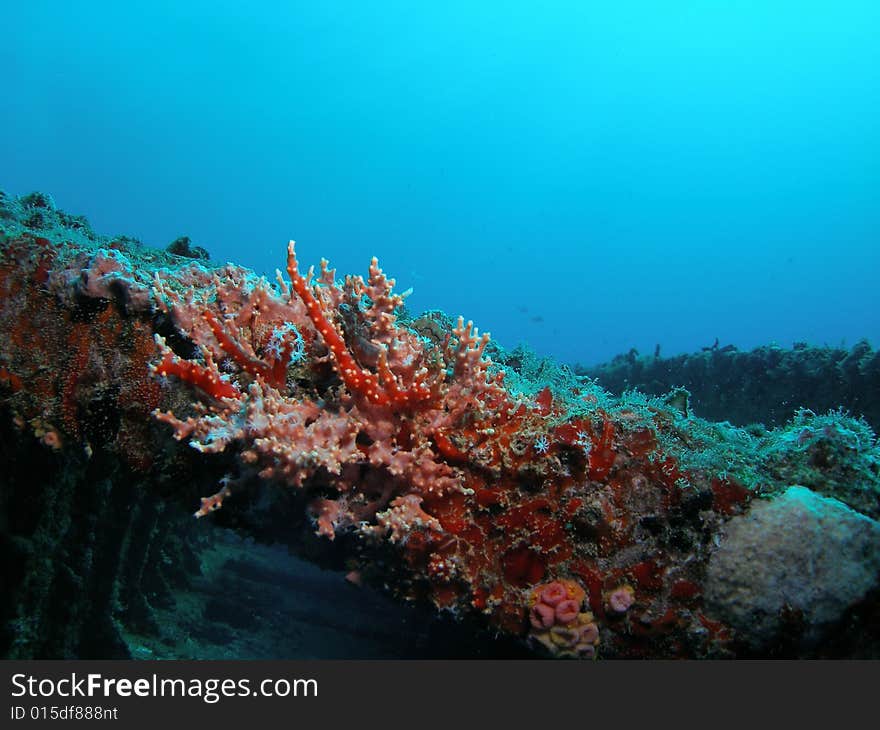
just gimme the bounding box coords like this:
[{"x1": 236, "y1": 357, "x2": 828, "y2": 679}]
[{"x1": 1, "y1": 1, "x2": 877, "y2": 365}]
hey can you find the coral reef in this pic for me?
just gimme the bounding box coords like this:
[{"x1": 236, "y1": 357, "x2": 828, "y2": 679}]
[
  {"x1": 2, "y1": 191, "x2": 879, "y2": 658},
  {"x1": 577, "y1": 341, "x2": 880, "y2": 432}
]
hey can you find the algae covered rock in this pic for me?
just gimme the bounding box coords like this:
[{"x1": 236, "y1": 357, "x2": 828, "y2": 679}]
[{"x1": 705, "y1": 485, "x2": 880, "y2": 650}]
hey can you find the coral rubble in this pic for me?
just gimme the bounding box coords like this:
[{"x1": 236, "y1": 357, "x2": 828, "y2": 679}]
[{"x1": 2, "y1": 191, "x2": 879, "y2": 658}]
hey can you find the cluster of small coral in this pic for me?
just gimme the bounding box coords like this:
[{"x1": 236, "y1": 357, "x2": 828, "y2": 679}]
[
  {"x1": 3, "y1": 191, "x2": 880, "y2": 658},
  {"x1": 527, "y1": 580, "x2": 600, "y2": 658}
]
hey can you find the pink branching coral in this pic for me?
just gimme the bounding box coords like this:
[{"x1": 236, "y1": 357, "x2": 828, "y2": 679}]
[
  {"x1": 285, "y1": 242, "x2": 441, "y2": 408},
  {"x1": 151, "y1": 241, "x2": 515, "y2": 540}
]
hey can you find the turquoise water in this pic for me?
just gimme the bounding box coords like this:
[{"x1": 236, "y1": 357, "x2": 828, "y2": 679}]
[{"x1": 1, "y1": 1, "x2": 877, "y2": 364}]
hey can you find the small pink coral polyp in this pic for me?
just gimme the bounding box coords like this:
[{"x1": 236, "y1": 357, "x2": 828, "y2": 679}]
[
  {"x1": 579, "y1": 622, "x2": 599, "y2": 644},
  {"x1": 539, "y1": 582, "x2": 568, "y2": 607},
  {"x1": 555, "y1": 599, "x2": 580, "y2": 624},
  {"x1": 608, "y1": 585, "x2": 636, "y2": 613},
  {"x1": 530, "y1": 602, "x2": 556, "y2": 629}
]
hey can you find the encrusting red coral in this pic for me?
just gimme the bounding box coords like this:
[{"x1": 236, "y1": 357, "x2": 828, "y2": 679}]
[{"x1": 148, "y1": 239, "x2": 752, "y2": 658}]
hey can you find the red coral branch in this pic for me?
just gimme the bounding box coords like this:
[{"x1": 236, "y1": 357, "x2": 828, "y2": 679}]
[
  {"x1": 150, "y1": 335, "x2": 240, "y2": 401},
  {"x1": 285, "y1": 240, "x2": 435, "y2": 408},
  {"x1": 202, "y1": 309, "x2": 289, "y2": 388}
]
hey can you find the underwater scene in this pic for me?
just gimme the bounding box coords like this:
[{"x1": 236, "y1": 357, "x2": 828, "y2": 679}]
[{"x1": 1, "y1": 2, "x2": 878, "y2": 660}]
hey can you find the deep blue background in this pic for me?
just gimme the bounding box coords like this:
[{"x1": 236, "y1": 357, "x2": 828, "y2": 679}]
[{"x1": 2, "y1": 1, "x2": 877, "y2": 365}]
